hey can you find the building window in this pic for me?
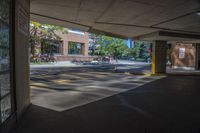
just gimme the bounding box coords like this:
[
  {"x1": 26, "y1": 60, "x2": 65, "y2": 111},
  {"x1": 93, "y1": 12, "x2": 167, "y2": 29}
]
[
  {"x1": 68, "y1": 42, "x2": 83, "y2": 55},
  {"x1": 0, "y1": 0, "x2": 12, "y2": 124},
  {"x1": 41, "y1": 40, "x2": 62, "y2": 55}
]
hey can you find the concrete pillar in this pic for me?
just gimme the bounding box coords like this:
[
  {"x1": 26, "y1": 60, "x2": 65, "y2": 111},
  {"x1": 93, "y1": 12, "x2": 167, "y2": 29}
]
[
  {"x1": 15, "y1": 0, "x2": 30, "y2": 118},
  {"x1": 195, "y1": 44, "x2": 200, "y2": 70},
  {"x1": 152, "y1": 41, "x2": 167, "y2": 74}
]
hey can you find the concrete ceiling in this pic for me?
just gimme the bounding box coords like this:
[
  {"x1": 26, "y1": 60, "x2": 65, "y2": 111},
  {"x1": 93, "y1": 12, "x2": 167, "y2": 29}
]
[{"x1": 30, "y1": 0, "x2": 200, "y2": 40}]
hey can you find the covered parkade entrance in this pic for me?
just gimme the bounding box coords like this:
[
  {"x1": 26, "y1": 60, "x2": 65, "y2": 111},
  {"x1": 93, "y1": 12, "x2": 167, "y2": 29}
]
[
  {"x1": 1, "y1": 0, "x2": 200, "y2": 133},
  {"x1": 30, "y1": 0, "x2": 200, "y2": 74}
]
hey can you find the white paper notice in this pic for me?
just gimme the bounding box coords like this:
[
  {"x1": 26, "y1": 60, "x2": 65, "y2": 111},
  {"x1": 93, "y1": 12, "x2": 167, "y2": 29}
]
[{"x1": 179, "y1": 48, "x2": 185, "y2": 59}]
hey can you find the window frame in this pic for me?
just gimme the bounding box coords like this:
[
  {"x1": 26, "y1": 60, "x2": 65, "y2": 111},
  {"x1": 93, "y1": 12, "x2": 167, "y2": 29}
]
[
  {"x1": 68, "y1": 41, "x2": 84, "y2": 55},
  {"x1": 0, "y1": 0, "x2": 15, "y2": 125}
]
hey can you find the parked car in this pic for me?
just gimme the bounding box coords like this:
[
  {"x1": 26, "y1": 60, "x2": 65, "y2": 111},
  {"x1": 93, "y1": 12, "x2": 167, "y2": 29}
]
[
  {"x1": 129, "y1": 57, "x2": 135, "y2": 61},
  {"x1": 90, "y1": 60, "x2": 99, "y2": 65}
]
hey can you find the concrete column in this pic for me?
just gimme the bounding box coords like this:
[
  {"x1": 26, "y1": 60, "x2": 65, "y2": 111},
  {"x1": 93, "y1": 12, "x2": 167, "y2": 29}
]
[
  {"x1": 152, "y1": 41, "x2": 167, "y2": 74},
  {"x1": 15, "y1": 0, "x2": 30, "y2": 118},
  {"x1": 195, "y1": 44, "x2": 200, "y2": 70}
]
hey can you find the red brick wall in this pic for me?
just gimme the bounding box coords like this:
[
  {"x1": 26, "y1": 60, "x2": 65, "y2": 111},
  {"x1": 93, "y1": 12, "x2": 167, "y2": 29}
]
[
  {"x1": 56, "y1": 55, "x2": 94, "y2": 61},
  {"x1": 56, "y1": 31, "x2": 89, "y2": 57}
]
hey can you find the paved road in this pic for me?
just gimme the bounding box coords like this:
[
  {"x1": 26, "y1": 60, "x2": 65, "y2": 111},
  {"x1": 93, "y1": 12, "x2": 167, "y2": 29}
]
[
  {"x1": 30, "y1": 66, "x2": 160, "y2": 111},
  {"x1": 31, "y1": 60, "x2": 152, "y2": 74},
  {"x1": 18, "y1": 65, "x2": 200, "y2": 133}
]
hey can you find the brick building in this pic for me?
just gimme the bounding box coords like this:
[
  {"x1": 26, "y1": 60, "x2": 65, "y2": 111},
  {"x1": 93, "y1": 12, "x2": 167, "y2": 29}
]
[{"x1": 41, "y1": 29, "x2": 91, "y2": 61}]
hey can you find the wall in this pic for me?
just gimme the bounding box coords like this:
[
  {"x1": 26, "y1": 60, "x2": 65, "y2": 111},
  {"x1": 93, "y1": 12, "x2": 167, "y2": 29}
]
[
  {"x1": 56, "y1": 55, "x2": 94, "y2": 61},
  {"x1": 171, "y1": 42, "x2": 196, "y2": 69},
  {"x1": 57, "y1": 31, "x2": 89, "y2": 56},
  {"x1": 14, "y1": 0, "x2": 30, "y2": 118}
]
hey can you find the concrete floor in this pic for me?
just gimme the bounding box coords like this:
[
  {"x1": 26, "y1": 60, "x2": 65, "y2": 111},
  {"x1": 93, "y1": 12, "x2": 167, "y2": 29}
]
[{"x1": 11, "y1": 67, "x2": 200, "y2": 133}]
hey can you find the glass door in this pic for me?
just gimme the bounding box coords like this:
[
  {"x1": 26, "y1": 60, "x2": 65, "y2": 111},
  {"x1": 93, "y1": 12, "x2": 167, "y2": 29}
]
[{"x1": 0, "y1": 0, "x2": 12, "y2": 124}]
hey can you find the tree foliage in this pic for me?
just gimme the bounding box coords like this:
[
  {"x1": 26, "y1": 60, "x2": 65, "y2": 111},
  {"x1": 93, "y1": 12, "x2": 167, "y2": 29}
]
[
  {"x1": 90, "y1": 34, "x2": 128, "y2": 59},
  {"x1": 128, "y1": 41, "x2": 151, "y2": 59},
  {"x1": 30, "y1": 21, "x2": 68, "y2": 56},
  {"x1": 89, "y1": 34, "x2": 152, "y2": 61}
]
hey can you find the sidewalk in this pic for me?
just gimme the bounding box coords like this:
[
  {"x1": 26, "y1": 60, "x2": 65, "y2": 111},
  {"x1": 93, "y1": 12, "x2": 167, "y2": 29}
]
[
  {"x1": 30, "y1": 61, "x2": 80, "y2": 68},
  {"x1": 30, "y1": 61, "x2": 152, "y2": 74}
]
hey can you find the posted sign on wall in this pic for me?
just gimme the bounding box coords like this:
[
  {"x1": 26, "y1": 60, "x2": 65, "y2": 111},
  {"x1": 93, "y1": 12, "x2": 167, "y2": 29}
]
[{"x1": 179, "y1": 48, "x2": 185, "y2": 59}]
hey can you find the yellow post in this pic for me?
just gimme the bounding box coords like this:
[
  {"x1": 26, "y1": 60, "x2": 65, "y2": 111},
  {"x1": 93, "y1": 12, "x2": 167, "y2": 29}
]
[{"x1": 151, "y1": 44, "x2": 156, "y2": 74}]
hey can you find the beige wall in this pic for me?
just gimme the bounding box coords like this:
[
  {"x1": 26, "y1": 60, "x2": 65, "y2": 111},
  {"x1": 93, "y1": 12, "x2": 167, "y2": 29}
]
[
  {"x1": 171, "y1": 42, "x2": 196, "y2": 69},
  {"x1": 15, "y1": 0, "x2": 30, "y2": 118}
]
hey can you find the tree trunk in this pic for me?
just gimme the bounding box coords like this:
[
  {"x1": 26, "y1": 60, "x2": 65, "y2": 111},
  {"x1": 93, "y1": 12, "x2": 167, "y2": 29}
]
[{"x1": 30, "y1": 28, "x2": 38, "y2": 56}]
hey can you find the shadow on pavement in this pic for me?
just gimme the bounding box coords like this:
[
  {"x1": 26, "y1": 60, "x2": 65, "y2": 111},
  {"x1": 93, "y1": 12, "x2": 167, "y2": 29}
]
[{"x1": 12, "y1": 76, "x2": 200, "y2": 133}]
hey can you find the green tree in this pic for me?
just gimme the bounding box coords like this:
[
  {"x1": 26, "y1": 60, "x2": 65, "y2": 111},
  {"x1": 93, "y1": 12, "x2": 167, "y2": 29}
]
[
  {"x1": 127, "y1": 48, "x2": 137, "y2": 57},
  {"x1": 95, "y1": 35, "x2": 128, "y2": 61},
  {"x1": 130, "y1": 41, "x2": 151, "y2": 60},
  {"x1": 89, "y1": 33, "x2": 102, "y2": 56},
  {"x1": 133, "y1": 41, "x2": 142, "y2": 58},
  {"x1": 30, "y1": 21, "x2": 68, "y2": 56}
]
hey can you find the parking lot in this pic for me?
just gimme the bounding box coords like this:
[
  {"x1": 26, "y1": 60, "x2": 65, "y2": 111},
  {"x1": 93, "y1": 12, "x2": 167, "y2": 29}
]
[{"x1": 30, "y1": 65, "x2": 158, "y2": 111}]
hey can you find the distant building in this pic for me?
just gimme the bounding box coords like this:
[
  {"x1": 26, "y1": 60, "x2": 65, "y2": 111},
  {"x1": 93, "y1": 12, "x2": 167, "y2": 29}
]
[
  {"x1": 126, "y1": 39, "x2": 134, "y2": 48},
  {"x1": 40, "y1": 29, "x2": 92, "y2": 61}
]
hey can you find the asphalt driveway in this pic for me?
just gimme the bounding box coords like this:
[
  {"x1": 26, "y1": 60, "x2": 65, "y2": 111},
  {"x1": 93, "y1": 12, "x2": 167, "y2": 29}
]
[{"x1": 11, "y1": 66, "x2": 200, "y2": 133}]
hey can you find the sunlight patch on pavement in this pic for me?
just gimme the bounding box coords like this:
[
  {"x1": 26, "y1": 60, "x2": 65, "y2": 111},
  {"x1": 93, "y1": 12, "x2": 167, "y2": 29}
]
[
  {"x1": 31, "y1": 74, "x2": 165, "y2": 112},
  {"x1": 31, "y1": 82, "x2": 49, "y2": 87},
  {"x1": 51, "y1": 79, "x2": 73, "y2": 84}
]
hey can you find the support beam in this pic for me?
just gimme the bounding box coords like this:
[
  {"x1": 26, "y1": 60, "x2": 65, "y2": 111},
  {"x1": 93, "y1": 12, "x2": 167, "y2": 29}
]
[
  {"x1": 15, "y1": 0, "x2": 30, "y2": 118},
  {"x1": 152, "y1": 41, "x2": 167, "y2": 74},
  {"x1": 195, "y1": 44, "x2": 200, "y2": 70}
]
